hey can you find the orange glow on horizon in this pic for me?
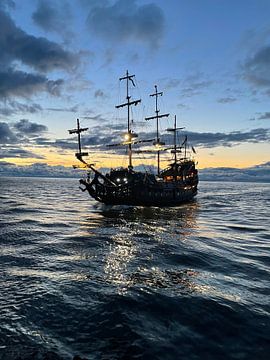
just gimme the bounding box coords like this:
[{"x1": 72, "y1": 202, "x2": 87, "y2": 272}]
[{"x1": 1, "y1": 143, "x2": 269, "y2": 170}]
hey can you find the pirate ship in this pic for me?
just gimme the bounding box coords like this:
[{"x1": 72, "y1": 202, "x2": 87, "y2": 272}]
[{"x1": 68, "y1": 71, "x2": 198, "y2": 206}]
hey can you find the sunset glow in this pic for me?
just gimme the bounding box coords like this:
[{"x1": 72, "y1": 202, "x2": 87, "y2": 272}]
[{"x1": 0, "y1": 0, "x2": 269, "y2": 177}]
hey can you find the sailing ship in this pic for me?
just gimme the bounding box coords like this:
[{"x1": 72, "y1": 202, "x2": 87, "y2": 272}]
[{"x1": 68, "y1": 71, "x2": 198, "y2": 206}]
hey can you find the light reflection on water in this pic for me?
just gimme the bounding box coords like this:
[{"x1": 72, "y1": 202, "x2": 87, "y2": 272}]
[{"x1": 0, "y1": 178, "x2": 270, "y2": 359}]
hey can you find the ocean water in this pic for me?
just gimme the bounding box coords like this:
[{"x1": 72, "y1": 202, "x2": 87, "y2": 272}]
[{"x1": 0, "y1": 177, "x2": 269, "y2": 360}]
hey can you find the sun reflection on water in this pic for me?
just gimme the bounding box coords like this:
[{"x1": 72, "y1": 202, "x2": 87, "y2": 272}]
[{"x1": 92, "y1": 202, "x2": 201, "y2": 295}]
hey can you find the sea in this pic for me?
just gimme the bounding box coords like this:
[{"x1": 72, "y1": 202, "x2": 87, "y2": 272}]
[{"x1": 0, "y1": 177, "x2": 269, "y2": 360}]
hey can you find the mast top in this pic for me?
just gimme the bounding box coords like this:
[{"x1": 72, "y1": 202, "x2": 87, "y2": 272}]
[
  {"x1": 150, "y1": 85, "x2": 163, "y2": 99},
  {"x1": 119, "y1": 70, "x2": 136, "y2": 84},
  {"x1": 68, "y1": 118, "x2": 88, "y2": 135}
]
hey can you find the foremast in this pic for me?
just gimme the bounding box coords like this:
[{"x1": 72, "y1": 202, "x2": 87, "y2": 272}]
[
  {"x1": 115, "y1": 70, "x2": 141, "y2": 169},
  {"x1": 68, "y1": 118, "x2": 89, "y2": 163},
  {"x1": 145, "y1": 85, "x2": 169, "y2": 175}
]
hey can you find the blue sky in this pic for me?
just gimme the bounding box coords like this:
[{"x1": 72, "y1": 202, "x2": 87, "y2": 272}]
[{"x1": 0, "y1": 0, "x2": 270, "y2": 171}]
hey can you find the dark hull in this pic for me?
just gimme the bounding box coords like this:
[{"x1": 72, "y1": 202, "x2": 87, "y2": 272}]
[{"x1": 80, "y1": 179, "x2": 197, "y2": 207}]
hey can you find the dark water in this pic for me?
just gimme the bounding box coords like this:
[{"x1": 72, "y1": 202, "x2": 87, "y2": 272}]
[{"x1": 0, "y1": 177, "x2": 269, "y2": 360}]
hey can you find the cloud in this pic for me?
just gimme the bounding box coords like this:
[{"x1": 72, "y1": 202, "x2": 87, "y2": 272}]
[
  {"x1": 0, "y1": 160, "x2": 269, "y2": 182},
  {"x1": 0, "y1": 0, "x2": 15, "y2": 11},
  {"x1": 163, "y1": 78, "x2": 181, "y2": 90},
  {"x1": 0, "y1": 9, "x2": 76, "y2": 73},
  {"x1": 32, "y1": 0, "x2": 74, "y2": 42},
  {"x1": 82, "y1": 114, "x2": 107, "y2": 122},
  {"x1": 86, "y1": 0, "x2": 165, "y2": 47},
  {"x1": 94, "y1": 89, "x2": 107, "y2": 98},
  {"x1": 0, "y1": 122, "x2": 17, "y2": 143},
  {"x1": 0, "y1": 119, "x2": 48, "y2": 151},
  {"x1": 0, "y1": 68, "x2": 64, "y2": 99},
  {"x1": 182, "y1": 128, "x2": 270, "y2": 148},
  {"x1": 181, "y1": 80, "x2": 212, "y2": 98},
  {"x1": 217, "y1": 97, "x2": 237, "y2": 104},
  {"x1": 46, "y1": 105, "x2": 78, "y2": 113},
  {"x1": 0, "y1": 148, "x2": 45, "y2": 159},
  {"x1": 35, "y1": 137, "x2": 77, "y2": 150},
  {"x1": 0, "y1": 100, "x2": 43, "y2": 117},
  {"x1": 14, "y1": 119, "x2": 48, "y2": 135},
  {"x1": 257, "y1": 112, "x2": 270, "y2": 120},
  {"x1": 137, "y1": 128, "x2": 270, "y2": 149},
  {"x1": 200, "y1": 161, "x2": 270, "y2": 183},
  {"x1": 0, "y1": 9, "x2": 78, "y2": 101},
  {"x1": 37, "y1": 122, "x2": 128, "y2": 152},
  {"x1": 0, "y1": 162, "x2": 78, "y2": 177},
  {"x1": 0, "y1": 120, "x2": 48, "y2": 161},
  {"x1": 62, "y1": 123, "x2": 270, "y2": 152},
  {"x1": 243, "y1": 45, "x2": 270, "y2": 87}
]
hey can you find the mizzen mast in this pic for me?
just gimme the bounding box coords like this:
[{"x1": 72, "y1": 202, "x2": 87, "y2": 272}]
[
  {"x1": 167, "y1": 115, "x2": 185, "y2": 164},
  {"x1": 145, "y1": 85, "x2": 169, "y2": 175},
  {"x1": 115, "y1": 70, "x2": 141, "y2": 168}
]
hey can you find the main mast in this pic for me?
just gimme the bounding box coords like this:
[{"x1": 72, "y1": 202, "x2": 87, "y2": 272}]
[
  {"x1": 145, "y1": 85, "x2": 169, "y2": 175},
  {"x1": 115, "y1": 70, "x2": 141, "y2": 169}
]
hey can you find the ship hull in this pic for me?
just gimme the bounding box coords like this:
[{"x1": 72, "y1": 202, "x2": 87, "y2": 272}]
[{"x1": 80, "y1": 179, "x2": 197, "y2": 207}]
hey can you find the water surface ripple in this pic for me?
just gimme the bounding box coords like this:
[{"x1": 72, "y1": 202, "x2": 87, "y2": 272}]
[{"x1": 0, "y1": 177, "x2": 269, "y2": 359}]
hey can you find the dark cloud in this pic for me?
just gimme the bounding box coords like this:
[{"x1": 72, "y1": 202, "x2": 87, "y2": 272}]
[
  {"x1": 163, "y1": 78, "x2": 181, "y2": 90},
  {"x1": 35, "y1": 137, "x2": 77, "y2": 150},
  {"x1": 200, "y1": 161, "x2": 270, "y2": 183},
  {"x1": 32, "y1": 0, "x2": 71, "y2": 34},
  {"x1": 0, "y1": 160, "x2": 269, "y2": 182},
  {"x1": 86, "y1": 0, "x2": 165, "y2": 47},
  {"x1": 94, "y1": 89, "x2": 107, "y2": 98},
  {"x1": 0, "y1": 122, "x2": 17, "y2": 143},
  {"x1": 14, "y1": 119, "x2": 48, "y2": 135},
  {"x1": 0, "y1": 101, "x2": 43, "y2": 117},
  {"x1": 0, "y1": 148, "x2": 44, "y2": 159},
  {"x1": 0, "y1": 162, "x2": 83, "y2": 178},
  {"x1": 0, "y1": 68, "x2": 63, "y2": 99},
  {"x1": 0, "y1": 9, "x2": 77, "y2": 101},
  {"x1": 182, "y1": 128, "x2": 270, "y2": 148},
  {"x1": 46, "y1": 105, "x2": 78, "y2": 113},
  {"x1": 257, "y1": 112, "x2": 270, "y2": 120},
  {"x1": 0, "y1": 119, "x2": 46, "y2": 158},
  {"x1": 177, "y1": 103, "x2": 189, "y2": 110},
  {"x1": 161, "y1": 73, "x2": 213, "y2": 98},
  {"x1": 0, "y1": 160, "x2": 15, "y2": 166},
  {"x1": 0, "y1": 99, "x2": 43, "y2": 117},
  {"x1": 244, "y1": 45, "x2": 270, "y2": 87},
  {"x1": 0, "y1": 0, "x2": 15, "y2": 11},
  {"x1": 217, "y1": 97, "x2": 237, "y2": 104},
  {"x1": 63, "y1": 123, "x2": 270, "y2": 151},
  {"x1": 181, "y1": 80, "x2": 212, "y2": 98},
  {"x1": 137, "y1": 128, "x2": 270, "y2": 149},
  {"x1": 0, "y1": 9, "x2": 76, "y2": 73},
  {"x1": 32, "y1": 1, "x2": 59, "y2": 31},
  {"x1": 40, "y1": 123, "x2": 127, "y2": 152},
  {"x1": 82, "y1": 114, "x2": 107, "y2": 122}
]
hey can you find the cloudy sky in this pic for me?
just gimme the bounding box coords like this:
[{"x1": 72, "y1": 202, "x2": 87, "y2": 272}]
[{"x1": 0, "y1": 0, "x2": 270, "y2": 172}]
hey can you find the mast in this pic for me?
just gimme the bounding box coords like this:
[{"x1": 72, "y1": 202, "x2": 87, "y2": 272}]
[
  {"x1": 173, "y1": 115, "x2": 177, "y2": 164},
  {"x1": 167, "y1": 116, "x2": 185, "y2": 181},
  {"x1": 68, "y1": 118, "x2": 89, "y2": 159},
  {"x1": 145, "y1": 85, "x2": 169, "y2": 175},
  {"x1": 115, "y1": 70, "x2": 141, "y2": 169}
]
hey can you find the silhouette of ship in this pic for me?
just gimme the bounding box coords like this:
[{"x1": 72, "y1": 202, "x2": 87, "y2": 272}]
[{"x1": 68, "y1": 71, "x2": 198, "y2": 206}]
